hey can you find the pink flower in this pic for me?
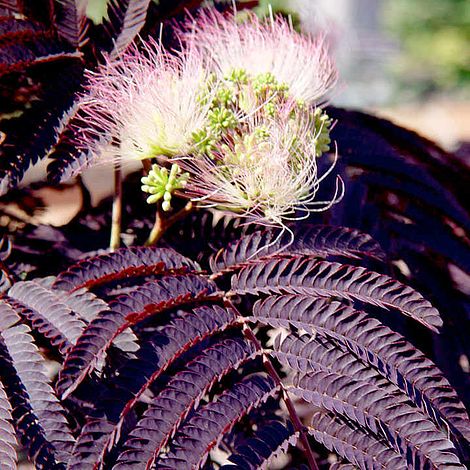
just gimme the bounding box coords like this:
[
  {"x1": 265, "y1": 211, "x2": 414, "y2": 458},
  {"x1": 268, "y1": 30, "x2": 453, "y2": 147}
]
[
  {"x1": 74, "y1": 38, "x2": 213, "y2": 167},
  {"x1": 180, "y1": 9, "x2": 337, "y2": 106},
  {"x1": 179, "y1": 101, "x2": 342, "y2": 228},
  {"x1": 72, "y1": 8, "x2": 341, "y2": 229}
]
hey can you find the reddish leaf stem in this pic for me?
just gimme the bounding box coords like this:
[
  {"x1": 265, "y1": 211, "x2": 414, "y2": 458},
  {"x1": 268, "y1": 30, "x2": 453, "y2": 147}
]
[
  {"x1": 145, "y1": 202, "x2": 194, "y2": 246},
  {"x1": 225, "y1": 300, "x2": 319, "y2": 470}
]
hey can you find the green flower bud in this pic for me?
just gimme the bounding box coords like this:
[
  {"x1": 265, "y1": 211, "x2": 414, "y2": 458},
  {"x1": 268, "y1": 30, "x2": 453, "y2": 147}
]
[
  {"x1": 214, "y1": 85, "x2": 235, "y2": 106},
  {"x1": 252, "y1": 72, "x2": 288, "y2": 97},
  {"x1": 264, "y1": 101, "x2": 276, "y2": 117},
  {"x1": 224, "y1": 68, "x2": 248, "y2": 85},
  {"x1": 208, "y1": 107, "x2": 238, "y2": 132},
  {"x1": 252, "y1": 72, "x2": 277, "y2": 94},
  {"x1": 141, "y1": 163, "x2": 189, "y2": 211},
  {"x1": 312, "y1": 108, "x2": 332, "y2": 156},
  {"x1": 253, "y1": 126, "x2": 270, "y2": 139},
  {"x1": 192, "y1": 127, "x2": 217, "y2": 155}
]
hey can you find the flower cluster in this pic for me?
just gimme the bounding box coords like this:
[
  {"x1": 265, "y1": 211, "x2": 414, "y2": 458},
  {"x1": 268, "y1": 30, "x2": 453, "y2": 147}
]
[
  {"x1": 75, "y1": 9, "x2": 341, "y2": 227},
  {"x1": 183, "y1": 9, "x2": 337, "y2": 106}
]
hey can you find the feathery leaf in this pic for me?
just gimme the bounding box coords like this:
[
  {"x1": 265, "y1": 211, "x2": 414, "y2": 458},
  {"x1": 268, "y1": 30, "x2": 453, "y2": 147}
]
[
  {"x1": 0, "y1": 301, "x2": 75, "y2": 468},
  {"x1": 308, "y1": 410, "x2": 405, "y2": 470},
  {"x1": 252, "y1": 294, "x2": 470, "y2": 455},
  {"x1": 53, "y1": 246, "x2": 197, "y2": 291},
  {"x1": 7, "y1": 281, "x2": 86, "y2": 354},
  {"x1": 156, "y1": 374, "x2": 278, "y2": 469},
  {"x1": 115, "y1": 336, "x2": 257, "y2": 469},
  {"x1": 233, "y1": 257, "x2": 442, "y2": 331},
  {"x1": 0, "y1": 379, "x2": 17, "y2": 470},
  {"x1": 210, "y1": 224, "x2": 385, "y2": 276},
  {"x1": 103, "y1": 0, "x2": 151, "y2": 57},
  {"x1": 291, "y1": 370, "x2": 464, "y2": 469},
  {"x1": 56, "y1": 274, "x2": 218, "y2": 399},
  {"x1": 221, "y1": 421, "x2": 298, "y2": 470}
]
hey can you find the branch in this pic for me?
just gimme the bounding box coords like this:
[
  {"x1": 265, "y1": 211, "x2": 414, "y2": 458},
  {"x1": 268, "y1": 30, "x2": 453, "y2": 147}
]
[{"x1": 145, "y1": 201, "x2": 194, "y2": 246}]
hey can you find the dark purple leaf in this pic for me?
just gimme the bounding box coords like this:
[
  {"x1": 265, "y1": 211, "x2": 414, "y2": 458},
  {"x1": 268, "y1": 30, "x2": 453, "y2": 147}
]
[
  {"x1": 0, "y1": 59, "x2": 83, "y2": 194},
  {"x1": 329, "y1": 106, "x2": 470, "y2": 234},
  {"x1": 68, "y1": 306, "x2": 238, "y2": 468},
  {"x1": 53, "y1": 246, "x2": 198, "y2": 291},
  {"x1": 233, "y1": 257, "x2": 442, "y2": 331},
  {"x1": 63, "y1": 287, "x2": 139, "y2": 353},
  {"x1": 329, "y1": 464, "x2": 356, "y2": 470},
  {"x1": 115, "y1": 336, "x2": 257, "y2": 469},
  {"x1": 0, "y1": 235, "x2": 13, "y2": 293},
  {"x1": 273, "y1": 333, "x2": 396, "y2": 394},
  {"x1": 0, "y1": 300, "x2": 75, "y2": 468},
  {"x1": 210, "y1": 224, "x2": 385, "y2": 275},
  {"x1": 309, "y1": 410, "x2": 405, "y2": 470},
  {"x1": 103, "y1": 0, "x2": 151, "y2": 57},
  {"x1": 54, "y1": 0, "x2": 87, "y2": 47},
  {"x1": 0, "y1": 31, "x2": 80, "y2": 76},
  {"x1": 46, "y1": 103, "x2": 97, "y2": 184},
  {"x1": 8, "y1": 280, "x2": 86, "y2": 354},
  {"x1": 67, "y1": 418, "x2": 114, "y2": 470},
  {"x1": 252, "y1": 295, "x2": 470, "y2": 456},
  {"x1": 156, "y1": 374, "x2": 278, "y2": 469},
  {"x1": 56, "y1": 274, "x2": 218, "y2": 399},
  {"x1": 0, "y1": 17, "x2": 43, "y2": 36},
  {"x1": 0, "y1": 0, "x2": 19, "y2": 12},
  {"x1": 291, "y1": 370, "x2": 464, "y2": 469},
  {"x1": 221, "y1": 421, "x2": 298, "y2": 470},
  {"x1": 0, "y1": 380, "x2": 17, "y2": 470}
]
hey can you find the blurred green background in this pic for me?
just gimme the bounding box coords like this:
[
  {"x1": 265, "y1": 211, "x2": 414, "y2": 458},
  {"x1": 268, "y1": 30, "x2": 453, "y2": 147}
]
[{"x1": 383, "y1": 0, "x2": 469, "y2": 99}]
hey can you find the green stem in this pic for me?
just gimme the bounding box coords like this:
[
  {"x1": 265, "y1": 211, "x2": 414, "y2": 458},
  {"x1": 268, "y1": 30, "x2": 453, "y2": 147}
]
[{"x1": 109, "y1": 164, "x2": 122, "y2": 252}]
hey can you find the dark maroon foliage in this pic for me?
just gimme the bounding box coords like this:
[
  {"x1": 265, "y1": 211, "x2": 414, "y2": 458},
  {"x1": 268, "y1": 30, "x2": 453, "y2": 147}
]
[
  {"x1": 53, "y1": 246, "x2": 198, "y2": 291},
  {"x1": 116, "y1": 336, "x2": 258, "y2": 468},
  {"x1": 210, "y1": 224, "x2": 386, "y2": 276},
  {"x1": 0, "y1": 1, "x2": 469, "y2": 469},
  {"x1": 0, "y1": 232, "x2": 469, "y2": 469},
  {"x1": 232, "y1": 257, "x2": 442, "y2": 331}
]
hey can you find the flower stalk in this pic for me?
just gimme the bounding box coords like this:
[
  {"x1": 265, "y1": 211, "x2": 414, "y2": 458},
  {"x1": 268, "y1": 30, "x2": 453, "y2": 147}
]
[
  {"x1": 145, "y1": 201, "x2": 194, "y2": 246},
  {"x1": 109, "y1": 163, "x2": 122, "y2": 252}
]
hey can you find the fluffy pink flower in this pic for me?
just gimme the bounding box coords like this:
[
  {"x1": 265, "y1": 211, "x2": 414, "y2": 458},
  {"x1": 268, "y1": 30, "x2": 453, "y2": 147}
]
[
  {"x1": 181, "y1": 9, "x2": 337, "y2": 106},
  {"x1": 179, "y1": 101, "x2": 342, "y2": 227},
  {"x1": 74, "y1": 38, "x2": 213, "y2": 166}
]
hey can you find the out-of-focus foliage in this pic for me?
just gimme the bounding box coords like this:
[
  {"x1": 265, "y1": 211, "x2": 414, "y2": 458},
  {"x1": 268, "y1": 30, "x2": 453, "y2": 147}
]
[
  {"x1": 383, "y1": 0, "x2": 470, "y2": 96},
  {"x1": 253, "y1": 0, "x2": 295, "y2": 16}
]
